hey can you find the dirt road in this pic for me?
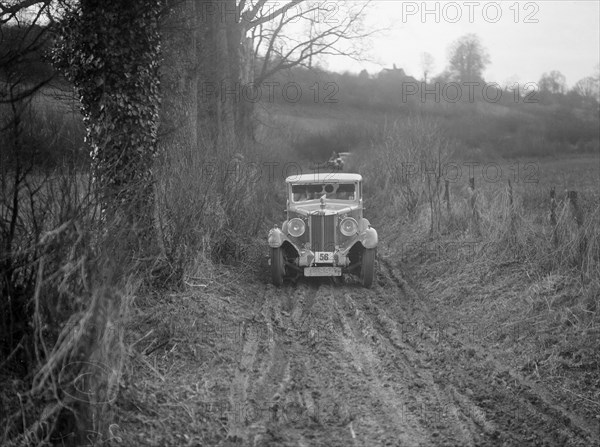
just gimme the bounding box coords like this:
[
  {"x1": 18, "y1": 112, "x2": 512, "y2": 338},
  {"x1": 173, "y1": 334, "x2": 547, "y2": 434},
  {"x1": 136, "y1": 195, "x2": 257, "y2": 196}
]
[{"x1": 117, "y1": 254, "x2": 599, "y2": 446}]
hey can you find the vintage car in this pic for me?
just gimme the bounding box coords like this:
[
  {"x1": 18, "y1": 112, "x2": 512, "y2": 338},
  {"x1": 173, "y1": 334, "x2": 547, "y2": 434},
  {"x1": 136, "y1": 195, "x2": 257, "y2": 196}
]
[{"x1": 268, "y1": 173, "x2": 378, "y2": 287}]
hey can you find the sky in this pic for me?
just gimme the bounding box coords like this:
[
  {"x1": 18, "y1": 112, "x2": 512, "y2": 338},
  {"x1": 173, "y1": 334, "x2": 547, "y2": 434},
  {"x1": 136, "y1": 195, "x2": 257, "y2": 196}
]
[{"x1": 321, "y1": 1, "x2": 600, "y2": 88}]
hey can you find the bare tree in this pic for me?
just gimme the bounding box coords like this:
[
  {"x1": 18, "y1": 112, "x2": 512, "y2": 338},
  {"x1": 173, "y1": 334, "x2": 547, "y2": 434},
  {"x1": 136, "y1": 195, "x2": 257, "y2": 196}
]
[
  {"x1": 171, "y1": 0, "x2": 375, "y2": 150},
  {"x1": 0, "y1": 0, "x2": 50, "y2": 23},
  {"x1": 573, "y1": 75, "x2": 599, "y2": 103},
  {"x1": 1, "y1": 0, "x2": 56, "y2": 354},
  {"x1": 0, "y1": 1, "x2": 55, "y2": 103},
  {"x1": 538, "y1": 70, "x2": 567, "y2": 95},
  {"x1": 381, "y1": 120, "x2": 421, "y2": 217},
  {"x1": 377, "y1": 117, "x2": 452, "y2": 230},
  {"x1": 248, "y1": 0, "x2": 373, "y2": 84},
  {"x1": 447, "y1": 33, "x2": 490, "y2": 83}
]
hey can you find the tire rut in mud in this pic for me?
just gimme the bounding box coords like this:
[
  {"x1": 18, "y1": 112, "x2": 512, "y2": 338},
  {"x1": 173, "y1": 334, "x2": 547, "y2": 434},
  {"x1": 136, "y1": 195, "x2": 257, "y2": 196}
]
[
  {"x1": 379, "y1": 256, "x2": 600, "y2": 447},
  {"x1": 221, "y1": 282, "x2": 321, "y2": 446},
  {"x1": 222, "y1": 276, "x2": 476, "y2": 446},
  {"x1": 220, "y1": 261, "x2": 599, "y2": 446},
  {"x1": 338, "y1": 270, "x2": 492, "y2": 447}
]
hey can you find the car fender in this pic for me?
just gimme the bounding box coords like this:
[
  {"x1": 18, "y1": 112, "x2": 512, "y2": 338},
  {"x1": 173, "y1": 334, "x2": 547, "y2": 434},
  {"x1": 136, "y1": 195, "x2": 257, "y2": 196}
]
[
  {"x1": 359, "y1": 227, "x2": 378, "y2": 249},
  {"x1": 268, "y1": 228, "x2": 303, "y2": 255},
  {"x1": 268, "y1": 227, "x2": 286, "y2": 248}
]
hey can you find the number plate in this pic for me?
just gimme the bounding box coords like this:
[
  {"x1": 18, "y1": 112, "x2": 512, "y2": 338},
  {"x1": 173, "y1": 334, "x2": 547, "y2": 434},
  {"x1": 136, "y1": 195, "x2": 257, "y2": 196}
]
[
  {"x1": 304, "y1": 267, "x2": 342, "y2": 277},
  {"x1": 314, "y1": 252, "x2": 334, "y2": 262}
]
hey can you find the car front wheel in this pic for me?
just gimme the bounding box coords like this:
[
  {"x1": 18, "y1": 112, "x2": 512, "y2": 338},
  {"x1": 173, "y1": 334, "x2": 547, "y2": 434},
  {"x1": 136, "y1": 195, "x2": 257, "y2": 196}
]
[
  {"x1": 271, "y1": 247, "x2": 285, "y2": 286},
  {"x1": 361, "y1": 248, "x2": 376, "y2": 288}
]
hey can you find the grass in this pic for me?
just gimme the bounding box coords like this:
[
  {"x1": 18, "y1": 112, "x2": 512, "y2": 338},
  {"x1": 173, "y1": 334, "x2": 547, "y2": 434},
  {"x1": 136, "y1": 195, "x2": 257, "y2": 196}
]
[
  {"x1": 0, "y1": 164, "x2": 132, "y2": 445},
  {"x1": 363, "y1": 118, "x2": 600, "y2": 427},
  {"x1": 1, "y1": 70, "x2": 598, "y2": 445},
  {"x1": 0, "y1": 90, "x2": 294, "y2": 444},
  {"x1": 0, "y1": 87, "x2": 87, "y2": 171}
]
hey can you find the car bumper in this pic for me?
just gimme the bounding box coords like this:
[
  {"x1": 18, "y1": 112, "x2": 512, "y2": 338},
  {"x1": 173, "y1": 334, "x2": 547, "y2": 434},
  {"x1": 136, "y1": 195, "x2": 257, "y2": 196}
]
[{"x1": 304, "y1": 266, "x2": 342, "y2": 277}]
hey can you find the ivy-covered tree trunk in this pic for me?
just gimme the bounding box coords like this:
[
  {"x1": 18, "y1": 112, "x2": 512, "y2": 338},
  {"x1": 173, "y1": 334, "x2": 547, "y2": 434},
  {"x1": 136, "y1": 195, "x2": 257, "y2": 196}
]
[
  {"x1": 55, "y1": 0, "x2": 162, "y2": 255},
  {"x1": 160, "y1": 0, "x2": 199, "y2": 152}
]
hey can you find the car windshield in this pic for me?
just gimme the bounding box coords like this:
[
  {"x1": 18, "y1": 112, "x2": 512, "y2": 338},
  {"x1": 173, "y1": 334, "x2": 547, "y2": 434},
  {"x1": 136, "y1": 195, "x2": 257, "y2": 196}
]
[{"x1": 291, "y1": 183, "x2": 356, "y2": 202}]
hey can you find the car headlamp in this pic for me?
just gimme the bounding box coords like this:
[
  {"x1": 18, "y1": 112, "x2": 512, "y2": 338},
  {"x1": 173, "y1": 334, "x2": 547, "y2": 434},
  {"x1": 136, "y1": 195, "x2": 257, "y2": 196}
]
[
  {"x1": 340, "y1": 217, "x2": 358, "y2": 236},
  {"x1": 288, "y1": 218, "x2": 306, "y2": 237}
]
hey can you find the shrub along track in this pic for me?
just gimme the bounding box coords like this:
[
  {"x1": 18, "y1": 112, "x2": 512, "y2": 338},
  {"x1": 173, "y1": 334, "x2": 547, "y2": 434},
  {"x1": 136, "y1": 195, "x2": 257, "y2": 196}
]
[{"x1": 116, "y1": 257, "x2": 599, "y2": 446}]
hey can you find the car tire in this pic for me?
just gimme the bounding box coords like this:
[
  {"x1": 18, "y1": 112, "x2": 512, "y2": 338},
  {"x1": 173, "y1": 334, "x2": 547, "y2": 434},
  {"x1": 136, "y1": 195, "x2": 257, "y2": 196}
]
[
  {"x1": 361, "y1": 248, "x2": 376, "y2": 288},
  {"x1": 271, "y1": 247, "x2": 285, "y2": 286}
]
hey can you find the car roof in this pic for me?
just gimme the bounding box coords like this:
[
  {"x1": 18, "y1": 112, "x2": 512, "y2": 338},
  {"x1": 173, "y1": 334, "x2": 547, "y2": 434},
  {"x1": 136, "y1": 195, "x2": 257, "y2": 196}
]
[{"x1": 285, "y1": 173, "x2": 362, "y2": 183}]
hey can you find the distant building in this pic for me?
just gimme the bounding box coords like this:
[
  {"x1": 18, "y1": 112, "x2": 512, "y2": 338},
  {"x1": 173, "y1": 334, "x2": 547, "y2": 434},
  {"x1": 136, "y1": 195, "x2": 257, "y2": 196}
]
[
  {"x1": 380, "y1": 63, "x2": 407, "y2": 78},
  {"x1": 378, "y1": 64, "x2": 418, "y2": 84}
]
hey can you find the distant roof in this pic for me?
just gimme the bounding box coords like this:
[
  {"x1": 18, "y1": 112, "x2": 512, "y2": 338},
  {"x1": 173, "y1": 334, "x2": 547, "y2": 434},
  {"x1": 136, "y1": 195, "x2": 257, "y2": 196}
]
[{"x1": 285, "y1": 173, "x2": 362, "y2": 183}]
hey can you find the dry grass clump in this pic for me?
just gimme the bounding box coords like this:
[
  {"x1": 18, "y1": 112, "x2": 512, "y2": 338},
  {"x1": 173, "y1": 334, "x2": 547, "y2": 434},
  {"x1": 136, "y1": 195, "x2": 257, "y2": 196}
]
[
  {"x1": 153, "y1": 129, "x2": 283, "y2": 285},
  {"x1": 472, "y1": 184, "x2": 600, "y2": 287},
  {"x1": 365, "y1": 116, "x2": 599, "y2": 385},
  {"x1": 356, "y1": 116, "x2": 454, "y2": 228},
  {"x1": 365, "y1": 118, "x2": 599, "y2": 286},
  {"x1": 377, "y1": 149, "x2": 600, "y2": 425},
  {"x1": 0, "y1": 89, "x2": 87, "y2": 172},
  {"x1": 0, "y1": 127, "x2": 281, "y2": 445},
  {"x1": 0, "y1": 164, "x2": 141, "y2": 445}
]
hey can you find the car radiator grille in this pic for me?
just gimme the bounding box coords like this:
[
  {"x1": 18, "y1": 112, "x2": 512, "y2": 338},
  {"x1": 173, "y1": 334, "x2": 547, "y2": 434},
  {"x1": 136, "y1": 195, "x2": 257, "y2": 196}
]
[{"x1": 310, "y1": 214, "x2": 336, "y2": 252}]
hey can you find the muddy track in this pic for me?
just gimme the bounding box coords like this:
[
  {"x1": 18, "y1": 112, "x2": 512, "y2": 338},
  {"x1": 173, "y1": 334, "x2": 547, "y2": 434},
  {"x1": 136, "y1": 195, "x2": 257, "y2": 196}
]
[{"x1": 217, "y1": 259, "x2": 599, "y2": 447}]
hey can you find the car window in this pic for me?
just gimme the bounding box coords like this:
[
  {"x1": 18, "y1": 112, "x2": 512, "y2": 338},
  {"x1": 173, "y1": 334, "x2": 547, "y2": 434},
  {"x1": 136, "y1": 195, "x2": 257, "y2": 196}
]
[
  {"x1": 291, "y1": 183, "x2": 356, "y2": 201},
  {"x1": 336, "y1": 183, "x2": 355, "y2": 200}
]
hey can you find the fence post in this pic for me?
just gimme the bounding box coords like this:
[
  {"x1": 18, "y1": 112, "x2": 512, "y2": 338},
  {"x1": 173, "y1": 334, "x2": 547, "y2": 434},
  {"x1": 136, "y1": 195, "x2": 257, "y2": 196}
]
[
  {"x1": 567, "y1": 191, "x2": 583, "y2": 227},
  {"x1": 550, "y1": 187, "x2": 558, "y2": 247},
  {"x1": 568, "y1": 190, "x2": 587, "y2": 274},
  {"x1": 549, "y1": 187, "x2": 557, "y2": 225},
  {"x1": 444, "y1": 179, "x2": 451, "y2": 215},
  {"x1": 508, "y1": 179, "x2": 516, "y2": 232},
  {"x1": 468, "y1": 177, "x2": 480, "y2": 236}
]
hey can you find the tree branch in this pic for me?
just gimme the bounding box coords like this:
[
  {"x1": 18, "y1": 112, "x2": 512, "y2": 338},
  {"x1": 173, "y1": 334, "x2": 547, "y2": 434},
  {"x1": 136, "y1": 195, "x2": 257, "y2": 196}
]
[
  {"x1": 254, "y1": 1, "x2": 375, "y2": 84},
  {"x1": 0, "y1": 0, "x2": 51, "y2": 24},
  {"x1": 248, "y1": 0, "x2": 304, "y2": 29}
]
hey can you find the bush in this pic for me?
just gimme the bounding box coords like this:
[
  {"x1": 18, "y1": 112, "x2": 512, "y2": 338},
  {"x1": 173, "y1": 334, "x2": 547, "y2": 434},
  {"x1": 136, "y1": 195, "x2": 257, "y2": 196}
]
[
  {"x1": 0, "y1": 164, "x2": 135, "y2": 445},
  {"x1": 154, "y1": 130, "x2": 284, "y2": 285},
  {"x1": 0, "y1": 88, "x2": 87, "y2": 171},
  {"x1": 357, "y1": 115, "x2": 454, "y2": 231}
]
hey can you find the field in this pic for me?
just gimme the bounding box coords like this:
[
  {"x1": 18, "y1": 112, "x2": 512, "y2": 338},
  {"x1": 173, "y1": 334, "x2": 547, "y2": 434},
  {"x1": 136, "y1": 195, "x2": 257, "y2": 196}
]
[
  {"x1": 95, "y1": 107, "x2": 599, "y2": 445},
  {"x1": 2, "y1": 78, "x2": 600, "y2": 446},
  {"x1": 399, "y1": 153, "x2": 600, "y2": 447},
  {"x1": 2, "y1": 3, "x2": 600, "y2": 444},
  {"x1": 104, "y1": 151, "x2": 600, "y2": 446}
]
